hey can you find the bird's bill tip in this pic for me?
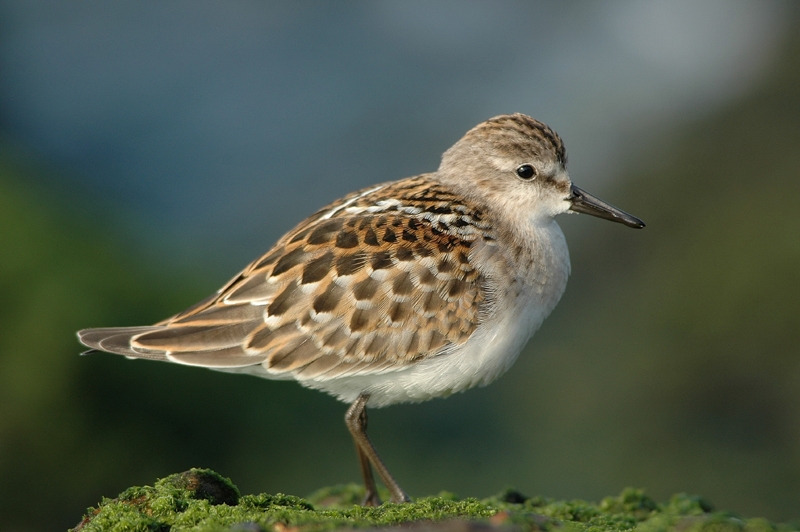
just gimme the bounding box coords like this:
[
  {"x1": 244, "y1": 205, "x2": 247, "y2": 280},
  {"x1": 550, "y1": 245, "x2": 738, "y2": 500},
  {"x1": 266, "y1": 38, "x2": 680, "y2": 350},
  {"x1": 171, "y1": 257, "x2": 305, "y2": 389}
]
[{"x1": 568, "y1": 185, "x2": 645, "y2": 228}]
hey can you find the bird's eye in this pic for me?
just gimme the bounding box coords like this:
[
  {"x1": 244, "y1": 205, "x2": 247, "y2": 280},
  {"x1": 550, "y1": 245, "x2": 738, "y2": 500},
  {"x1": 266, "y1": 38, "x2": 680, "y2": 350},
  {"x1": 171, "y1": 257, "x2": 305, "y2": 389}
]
[{"x1": 516, "y1": 164, "x2": 536, "y2": 180}]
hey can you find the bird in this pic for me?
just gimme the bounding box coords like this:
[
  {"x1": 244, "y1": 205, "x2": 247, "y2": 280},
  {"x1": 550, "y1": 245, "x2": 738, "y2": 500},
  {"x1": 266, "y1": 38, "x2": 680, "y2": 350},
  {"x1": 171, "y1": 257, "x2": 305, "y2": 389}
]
[{"x1": 77, "y1": 113, "x2": 644, "y2": 506}]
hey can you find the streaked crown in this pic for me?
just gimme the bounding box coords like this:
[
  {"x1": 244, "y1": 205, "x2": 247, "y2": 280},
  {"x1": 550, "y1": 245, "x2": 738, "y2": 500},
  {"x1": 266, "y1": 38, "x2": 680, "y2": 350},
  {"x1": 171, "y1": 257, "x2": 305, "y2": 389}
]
[{"x1": 462, "y1": 113, "x2": 566, "y2": 165}]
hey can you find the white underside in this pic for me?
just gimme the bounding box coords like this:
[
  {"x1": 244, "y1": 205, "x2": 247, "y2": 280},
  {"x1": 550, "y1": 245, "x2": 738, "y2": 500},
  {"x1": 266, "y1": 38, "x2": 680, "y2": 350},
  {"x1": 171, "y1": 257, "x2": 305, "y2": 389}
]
[
  {"x1": 218, "y1": 219, "x2": 570, "y2": 408},
  {"x1": 298, "y1": 278, "x2": 560, "y2": 407}
]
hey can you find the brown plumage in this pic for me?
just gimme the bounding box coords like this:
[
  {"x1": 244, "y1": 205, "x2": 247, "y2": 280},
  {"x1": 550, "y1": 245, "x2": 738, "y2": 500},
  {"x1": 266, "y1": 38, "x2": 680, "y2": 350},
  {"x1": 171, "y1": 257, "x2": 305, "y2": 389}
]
[{"x1": 81, "y1": 176, "x2": 492, "y2": 379}]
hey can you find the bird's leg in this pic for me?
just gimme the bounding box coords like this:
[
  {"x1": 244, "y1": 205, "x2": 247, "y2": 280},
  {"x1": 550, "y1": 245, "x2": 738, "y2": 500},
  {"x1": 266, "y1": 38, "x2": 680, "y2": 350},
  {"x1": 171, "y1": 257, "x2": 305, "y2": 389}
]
[
  {"x1": 351, "y1": 405, "x2": 381, "y2": 507},
  {"x1": 345, "y1": 394, "x2": 411, "y2": 505}
]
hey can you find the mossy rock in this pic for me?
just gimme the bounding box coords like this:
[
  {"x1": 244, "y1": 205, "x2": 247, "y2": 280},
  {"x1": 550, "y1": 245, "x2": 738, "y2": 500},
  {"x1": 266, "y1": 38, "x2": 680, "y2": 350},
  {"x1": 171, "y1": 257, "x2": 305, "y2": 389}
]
[{"x1": 73, "y1": 469, "x2": 799, "y2": 532}]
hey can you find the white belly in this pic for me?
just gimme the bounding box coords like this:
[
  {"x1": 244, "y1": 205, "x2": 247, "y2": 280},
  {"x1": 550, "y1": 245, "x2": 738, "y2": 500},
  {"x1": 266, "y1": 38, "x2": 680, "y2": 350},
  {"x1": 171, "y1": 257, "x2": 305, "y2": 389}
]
[{"x1": 295, "y1": 219, "x2": 571, "y2": 407}]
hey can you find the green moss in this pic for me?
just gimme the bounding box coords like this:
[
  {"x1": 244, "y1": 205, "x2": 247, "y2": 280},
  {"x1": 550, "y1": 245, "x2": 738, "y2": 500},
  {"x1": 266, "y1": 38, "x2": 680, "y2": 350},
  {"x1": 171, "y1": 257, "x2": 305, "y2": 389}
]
[{"x1": 73, "y1": 470, "x2": 800, "y2": 532}]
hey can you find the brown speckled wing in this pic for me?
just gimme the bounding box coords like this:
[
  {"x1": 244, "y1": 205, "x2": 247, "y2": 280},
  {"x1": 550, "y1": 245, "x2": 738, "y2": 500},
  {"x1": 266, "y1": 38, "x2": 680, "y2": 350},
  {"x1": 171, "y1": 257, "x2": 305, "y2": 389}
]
[{"x1": 89, "y1": 176, "x2": 493, "y2": 380}]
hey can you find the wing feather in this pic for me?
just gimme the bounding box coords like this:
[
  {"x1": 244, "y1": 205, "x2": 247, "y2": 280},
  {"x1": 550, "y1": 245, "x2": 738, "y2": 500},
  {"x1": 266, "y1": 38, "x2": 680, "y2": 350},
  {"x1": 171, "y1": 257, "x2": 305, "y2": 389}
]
[{"x1": 76, "y1": 177, "x2": 495, "y2": 379}]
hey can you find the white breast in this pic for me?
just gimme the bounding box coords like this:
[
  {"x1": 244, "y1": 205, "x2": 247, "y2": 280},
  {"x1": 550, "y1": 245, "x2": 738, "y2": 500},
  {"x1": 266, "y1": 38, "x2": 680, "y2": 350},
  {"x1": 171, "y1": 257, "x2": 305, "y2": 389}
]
[{"x1": 299, "y1": 219, "x2": 571, "y2": 407}]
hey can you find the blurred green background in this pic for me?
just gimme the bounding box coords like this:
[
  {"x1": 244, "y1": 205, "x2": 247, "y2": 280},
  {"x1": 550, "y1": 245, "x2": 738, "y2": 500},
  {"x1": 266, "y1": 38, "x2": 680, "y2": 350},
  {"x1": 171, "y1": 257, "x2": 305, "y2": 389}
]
[{"x1": 1, "y1": 2, "x2": 799, "y2": 531}]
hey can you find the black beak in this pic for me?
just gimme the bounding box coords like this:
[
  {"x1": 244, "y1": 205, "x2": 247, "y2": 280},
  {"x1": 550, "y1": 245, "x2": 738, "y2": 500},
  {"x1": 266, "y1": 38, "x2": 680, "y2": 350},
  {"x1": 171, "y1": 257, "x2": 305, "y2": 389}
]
[{"x1": 568, "y1": 185, "x2": 645, "y2": 228}]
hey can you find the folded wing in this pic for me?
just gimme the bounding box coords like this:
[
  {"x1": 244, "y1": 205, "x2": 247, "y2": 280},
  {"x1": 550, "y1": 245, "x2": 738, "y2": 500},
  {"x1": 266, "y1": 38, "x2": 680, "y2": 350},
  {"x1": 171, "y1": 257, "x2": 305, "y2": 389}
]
[{"x1": 77, "y1": 177, "x2": 492, "y2": 381}]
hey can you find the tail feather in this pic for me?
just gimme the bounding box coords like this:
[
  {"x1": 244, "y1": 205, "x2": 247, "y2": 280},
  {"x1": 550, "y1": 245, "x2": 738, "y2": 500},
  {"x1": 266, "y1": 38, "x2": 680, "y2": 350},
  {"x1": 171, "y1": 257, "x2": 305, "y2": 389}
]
[
  {"x1": 77, "y1": 326, "x2": 170, "y2": 360},
  {"x1": 76, "y1": 325, "x2": 268, "y2": 367}
]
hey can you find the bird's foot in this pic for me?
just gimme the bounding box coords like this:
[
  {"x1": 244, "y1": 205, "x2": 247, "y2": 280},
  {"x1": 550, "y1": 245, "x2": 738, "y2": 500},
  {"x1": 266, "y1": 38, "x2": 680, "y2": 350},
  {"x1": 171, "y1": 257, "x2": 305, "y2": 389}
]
[
  {"x1": 362, "y1": 490, "x2": 382, "y2": 507},
  {"x1": 389, "y1": 490, "x2": 411, "y2": 504}
]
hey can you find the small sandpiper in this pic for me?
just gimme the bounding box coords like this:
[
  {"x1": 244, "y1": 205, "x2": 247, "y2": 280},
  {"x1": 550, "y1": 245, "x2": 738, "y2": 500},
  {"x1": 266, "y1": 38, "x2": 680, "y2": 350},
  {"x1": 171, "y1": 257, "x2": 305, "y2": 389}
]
[{"x1": 78, "y1": 113, "x2": 644, "y2": 506}]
